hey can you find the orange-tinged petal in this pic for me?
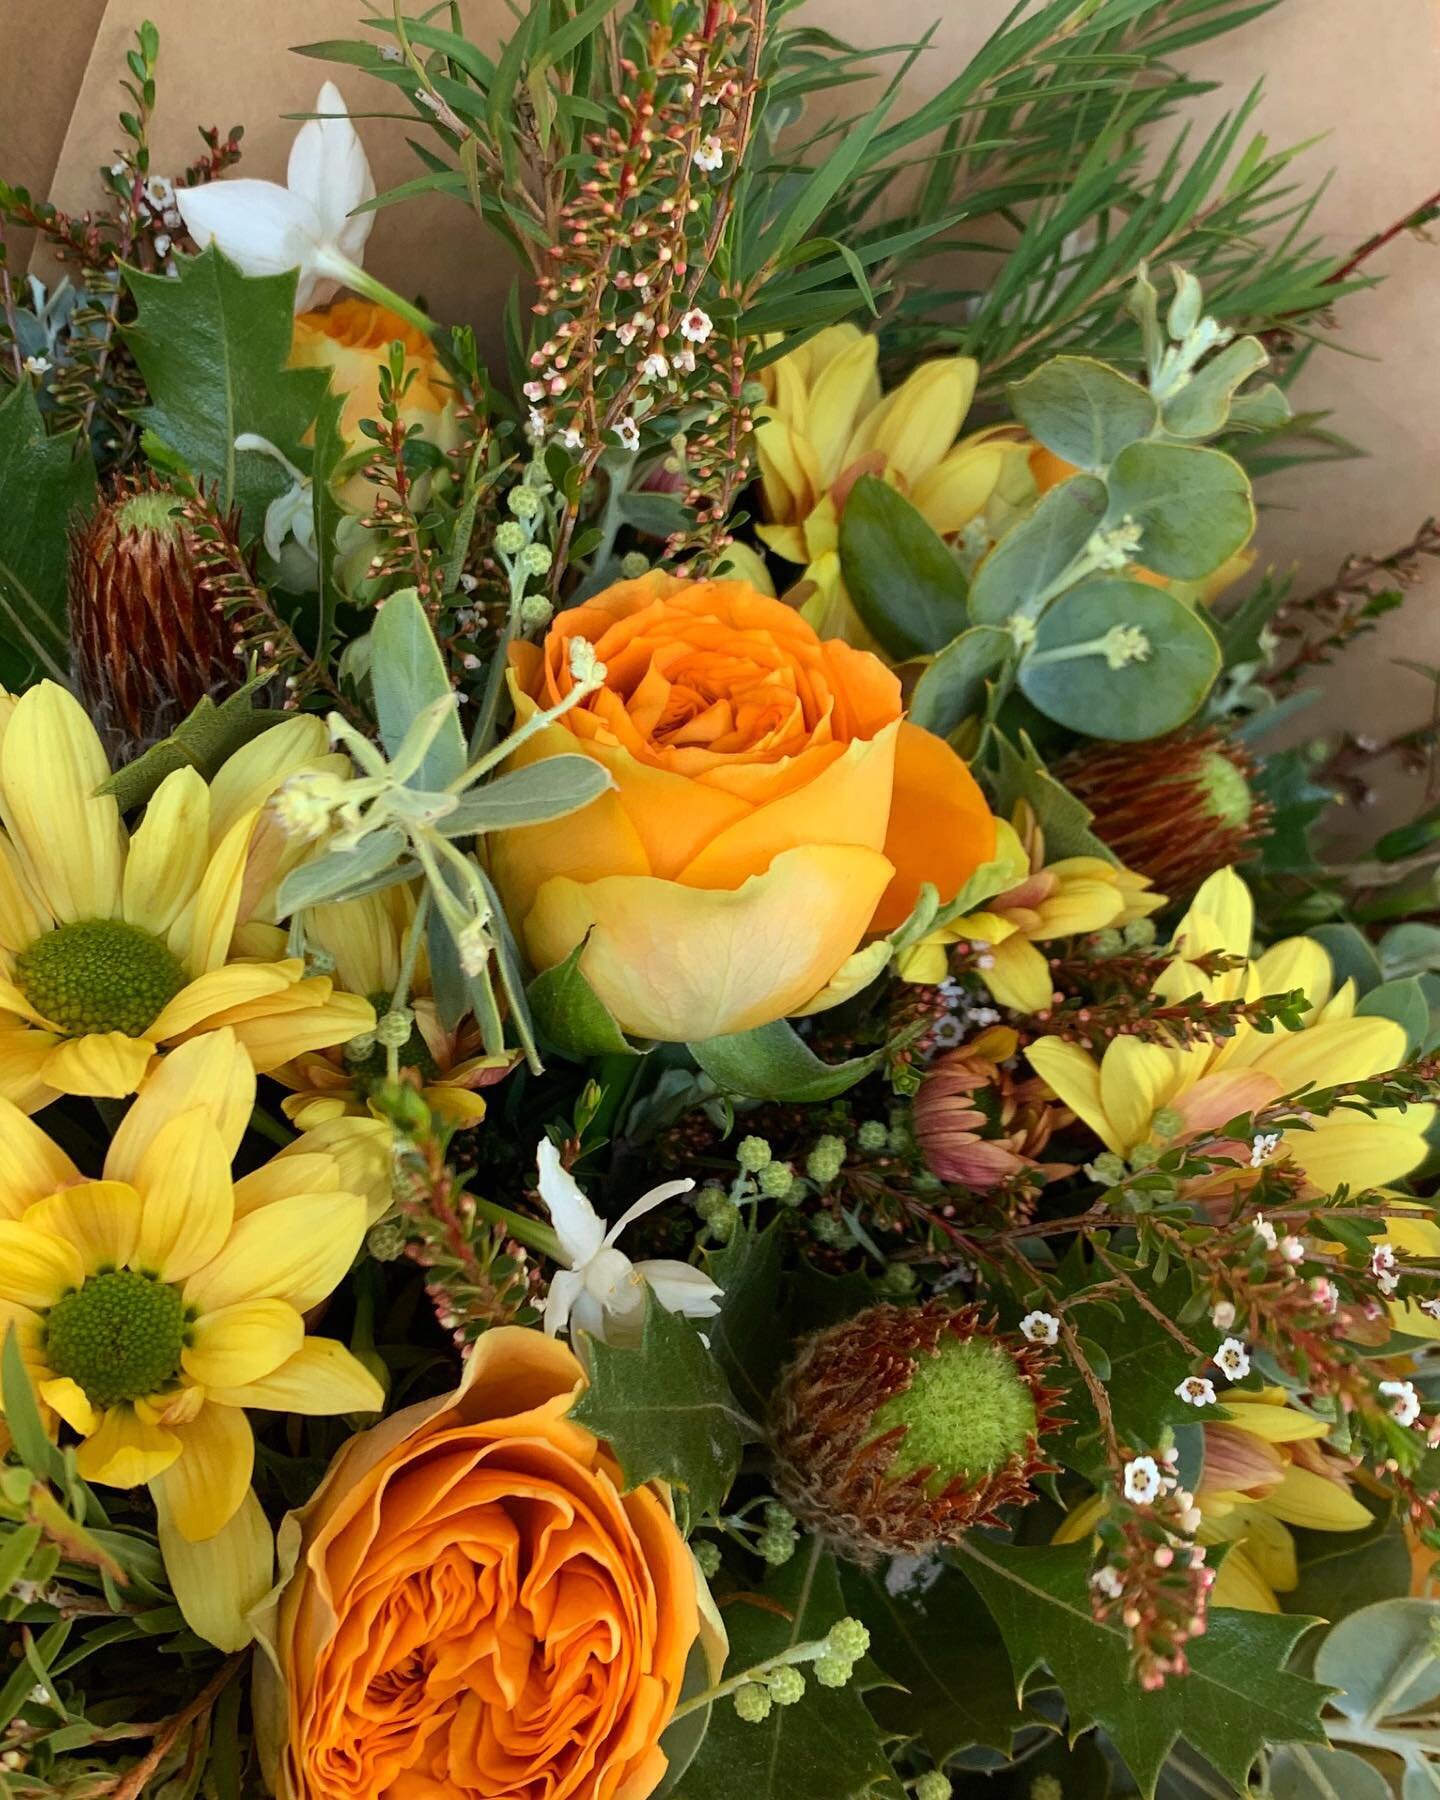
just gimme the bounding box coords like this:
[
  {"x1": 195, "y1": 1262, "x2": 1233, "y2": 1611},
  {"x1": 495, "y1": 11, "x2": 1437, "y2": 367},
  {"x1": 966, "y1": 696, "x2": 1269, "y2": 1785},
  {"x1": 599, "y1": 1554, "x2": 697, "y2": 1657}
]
[
  {"x1": 871, "y1": 722, "x2": 997, "y2": 932},
  {"x1": 526, "y1": 844, "x2": 894, "y2": 1043}
]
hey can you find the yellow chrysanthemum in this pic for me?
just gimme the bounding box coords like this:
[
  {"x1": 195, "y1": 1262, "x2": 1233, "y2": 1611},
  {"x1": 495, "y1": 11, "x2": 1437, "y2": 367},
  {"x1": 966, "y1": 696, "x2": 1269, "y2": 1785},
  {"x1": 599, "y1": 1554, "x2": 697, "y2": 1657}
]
[
  {"x1": 272, "y1": 882, "x2": 513, "y2": 1129},
  {"x1": 899, "y1": 801, "x2": 1165, "y2": 1011},
  {"x1": 1056, "y1": 1389, "x2": 1370, "y2": 1611},
  {"x1": 1026, "y1": 868, "x2": 1434, "y2": 1192},
  {"x1": 0, "y1": 1029, "x2": 386, "y2": 1643},
  {"x1": 0, "y1": 683, "x2": 375, "y2": 1110},
  {"x1": 754, "y1": 325, "x2": 1036, "y2": 646}
]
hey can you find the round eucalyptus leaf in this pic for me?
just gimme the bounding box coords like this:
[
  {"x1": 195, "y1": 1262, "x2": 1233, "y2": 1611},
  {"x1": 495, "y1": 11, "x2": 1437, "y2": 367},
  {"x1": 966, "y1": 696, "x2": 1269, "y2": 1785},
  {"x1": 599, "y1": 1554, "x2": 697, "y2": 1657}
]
[
  {"x1": 1107, "y1": 441, "x2": 1255, "y2": 579},
  {"x1": 1314, "y1": 1598, "x2": 1440, "y2": 1723},
  {"x1": 1017, "y1": 578, "x2": 1220, "y2": 741},
  {"x1": 969, "y1": 475, "x2": 1108, "y2": 625},
  {"x1": 908, "y1": 624, "x2": 1012, "y2": 738},
  {"x1": 1008, "y1": 355, "x2": 1157, "y2": 470},
  {"x1": 1268, "y1": 1745, "x2": 1391, "y2": 1800}
]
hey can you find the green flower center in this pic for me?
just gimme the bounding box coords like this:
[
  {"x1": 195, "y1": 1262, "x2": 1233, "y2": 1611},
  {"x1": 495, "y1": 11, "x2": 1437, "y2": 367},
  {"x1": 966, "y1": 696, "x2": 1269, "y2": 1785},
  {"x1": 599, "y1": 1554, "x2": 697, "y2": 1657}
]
[
  {"x1": 872, "y1": 1336, "x2": 1036, "y2": 1491},
  {"x1": 15, "y1": 919, "x2": 186, "y2": 1039},
  {"x1": 114, "y1": 490, "x2": 183, "y2": 538},
  {"x1": 1196, "y1": 749, "x2": 1253, "y2": 830},
  {"x1": 343, "y1": 992, "x2": 440, "y2": 1096},
  {"x1": 45, "y1": 1271, "x2": 186, "y2": 1409}
]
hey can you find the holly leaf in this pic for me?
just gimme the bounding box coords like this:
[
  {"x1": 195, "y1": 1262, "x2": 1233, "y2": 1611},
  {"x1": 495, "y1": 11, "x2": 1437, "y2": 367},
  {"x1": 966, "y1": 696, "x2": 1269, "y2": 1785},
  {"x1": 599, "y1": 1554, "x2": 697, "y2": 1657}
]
[
  {"x1": 704, "y1": 1217, "x2": 786, "y2": 1419},
  {"x1": 840, "y1": 1555, "x2": 1041, "y2": 1761},
  {"x1": 571, "y1": 1289, "x2": 751, "y2": 1525},
  {"x1": 952, "y1": 1536, "x2": 1330, "y2": 1797},
  {"x1": 678, "y1": 1542, "x2": 901, "y2": 1800},
  {"x1": 123, "y1": 247, "x2": 328, "y2": 536},
  {"x1": 0, "y1": 378, "x2": 96, "y2": 685},
  {"x1": 989, "y1": 729, "x2": 1114, "y2": 863}
]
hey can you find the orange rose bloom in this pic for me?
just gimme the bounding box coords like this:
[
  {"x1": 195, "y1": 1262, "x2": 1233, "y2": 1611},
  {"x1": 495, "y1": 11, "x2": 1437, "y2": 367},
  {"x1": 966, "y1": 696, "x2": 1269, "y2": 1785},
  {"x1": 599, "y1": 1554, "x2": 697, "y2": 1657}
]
[
  {"x1": 253, "y1": 1329, "x2": 702, "y2": 1800},
  {"x1": 488, "y1": 572, "x2": 995, "y2": 1041},
  {"x1": 290, "y1": 299, "x2": 461, "y2": 509}
]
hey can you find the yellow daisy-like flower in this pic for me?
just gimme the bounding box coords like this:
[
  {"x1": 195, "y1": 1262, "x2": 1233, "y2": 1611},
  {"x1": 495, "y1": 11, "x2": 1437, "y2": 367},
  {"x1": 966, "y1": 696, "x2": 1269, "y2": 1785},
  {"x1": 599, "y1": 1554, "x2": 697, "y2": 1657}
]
[
  {"x1": 1056, "y1": 1389, "x2": 1370, "y2": 1611},
  {"x1": 754, "y1": 325, "x2": 1037, "y2": 648},
  {"x1": 0, "y1": 1030, "x2": 384, "y2": 1641},
  {"x1": 899, "y1": 801, "x2": 1165, "y2": 1012},
  {"x1": 271, "y1": 883, "x2": 514, "y2": 1129},
  {"x1": 1026, "y1": 868, "x2": 1434, "y2": 1192},
  {"x1": 0, "y1": 682, "x2": 375, "y2": 1110}
]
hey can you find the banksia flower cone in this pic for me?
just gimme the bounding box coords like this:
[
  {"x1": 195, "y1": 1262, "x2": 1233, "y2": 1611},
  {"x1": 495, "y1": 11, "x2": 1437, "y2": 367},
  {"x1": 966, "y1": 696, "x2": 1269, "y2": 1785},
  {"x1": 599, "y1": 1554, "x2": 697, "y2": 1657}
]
[
  {"x1": 69, "y1": 474, "x2": 244, "y2": 758},
  {"x1": 772, "y1": 1301, "x2": 1062, "y2": 1562},
  {"x1": 1057, "y1": 727, "x2": 1270, "y2": 897}
]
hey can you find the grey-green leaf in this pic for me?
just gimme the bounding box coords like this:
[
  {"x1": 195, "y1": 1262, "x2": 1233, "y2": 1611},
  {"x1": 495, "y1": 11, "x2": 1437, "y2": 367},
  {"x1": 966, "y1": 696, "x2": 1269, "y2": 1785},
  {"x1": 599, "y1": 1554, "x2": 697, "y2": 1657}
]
[
  {"x1": 276, "y1": 827, "x2": 408, "y2": 916},
  {"x1": 1106, "y1": 441, "x2": 1254, "y2": 579},
  {"x1": 1161, "y1": 337, "x2": 1270, "y2": 440},
  {"x1": 371, "y1": 588, "x2": 467, "y2": 788},
  {"x1": 1314, "y1": 1598, "x2": 1440, "y2": 1724},
  {"x1": 442, "y1": 756, "x2": 614, "y2": 835},
  {"x1": 688, "y1": 1019, "x2": 887, "y2": 1102},
  {"x1": 969, "y1": 475, "x2": 1108, "y2": 625},
  {"x1": 1008, "y1": 355, "x2": 1158, "y2": 470},
  {"x1": 908, "y1": 625, "x2": 1012, "y2": 738}
]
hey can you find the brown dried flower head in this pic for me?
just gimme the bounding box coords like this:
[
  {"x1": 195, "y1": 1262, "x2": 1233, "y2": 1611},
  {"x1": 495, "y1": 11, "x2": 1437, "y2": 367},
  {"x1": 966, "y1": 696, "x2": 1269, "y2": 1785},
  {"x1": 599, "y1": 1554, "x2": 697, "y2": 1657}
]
[
  {"x1": 69, "y1": 472, "x2": 244, "y2": 757},
  {"x1": 772, "y1": 1300, "x2": 1063, "y2": 1562}
]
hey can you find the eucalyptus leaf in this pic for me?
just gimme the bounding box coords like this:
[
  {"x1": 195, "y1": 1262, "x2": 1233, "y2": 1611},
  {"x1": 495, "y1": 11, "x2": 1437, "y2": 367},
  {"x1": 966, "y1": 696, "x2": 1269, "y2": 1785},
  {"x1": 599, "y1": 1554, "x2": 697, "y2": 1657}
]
[
  {"x1": 1106, "y1": 441, "x2": 1254, "y2": 580},
  {"x1": 838, "y1": 474, "x2": 969, "y2": 659},
  {"x1": 276, "y1": 826, "x2": 408, "y2": 916},
  {"x1": 1308, "y1": 924, "x2": 1384, "y2": 998},
  {"x1": 1267, "y1": 1744, "x2": 1391, "y2": 1800},
  {"x1": 1160, "y1": 336, "x2": 1270, "y2": 439},
  {"x1": 688, "y1": 1019, "x2": 887, "y2": 1102},
  {"x1": 908, "y1": 625, "x2": 1012, "y2": 738},
  {"x1": 1008, "y1": 355, "x2": 1158, "y2": 470},
  {"x1": 441, "y1": 756, "x2": 614, "y2": 836},
  {"x1": 970, "y1": 475, "x2": 1108, "y2": 625},
  {"x1": 1314, "y1": 1598, "x2": 1440, "y2": 1724},
  {"x1": 1227, "y1": 383, "x2": 1294, "y2": 433},
  {"x1": 1356, "y1": 977, "x2": 1432, "y2": 1058},
  {"x1": 371, "y1": 588, "x2": 467, "y2": 788},
  {"x1": 1018, "y1": 578, "x2": 1221, "y2": 741},
  {"x1": 527, "y1": 940, "x2": 636, "y2": 1060}
]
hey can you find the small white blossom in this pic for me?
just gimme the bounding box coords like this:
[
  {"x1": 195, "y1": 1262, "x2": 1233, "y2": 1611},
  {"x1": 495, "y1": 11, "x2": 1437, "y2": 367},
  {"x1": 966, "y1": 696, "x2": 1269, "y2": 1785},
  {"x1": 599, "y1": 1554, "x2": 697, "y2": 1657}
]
[
  {"x1": 1020, "y1": 1310, "x2": 1060, "y2": 1347},
  {"x1": 523, "y1": 379, "x2": 547, "y2": 401},
  {"x1": 1419, "y1": 1297, "x2": 1440, "y2": 1323},
  {"x1": 526, "y1": 407, "x2": 548, "y2": 443},
  {"x1": 456, "y1": 916, "x2": 493, "y2": 977},
  {"x1": 1279, "y1": 1235, "x2": 1306, "y2": 1264},
  {"x1": 1250, "y1": 1131, "x2": 1282, "y2": 1168},
  {"x1": 535, "y1": 1139, "x2": 721, "y2": 1345},
  {"x1": 560, "y1": 426, "x2": 584, "y2": 451},
  {"x1": 1175, "y1": 1375, "x2": 1217, "y2": 1408},
  {"x1": 1253, "y1": 1216, "x2": 1278, "y2": 1251},
  {"x1": 1372, "y1": 1242, "x2": 1400, "y2": 1295},
  {"x1": 693, "y1": 133, "x2": 725, "y2": 173},
  {"x1": 1090, "y1": 1565, "x2": 1125, "y2": 1600},
  {"x1": 673, "y1": 345, "x2": 697, "y2": 374},
  {"x1": 1123, "y1": 1455, "x2": 1162, "y2": 1506},
  {"x1": 1379, "y1": 1379, "x2": 1422, "y2": 1428},
  {"x1": 143, "y1": 173, "x2": 175, "y2": 211},
  {"x1": 1311, "y1": 1277, "x2": 1340, "y2": 1315},
  {"x1": 21, "y1": 354, "x2": 50, "y2": 376},
  {"x1": 152, "y1": 231, "x2": 173, "y2": 258},
  {"x1": 614, "y1": 416, "x2": 641, "y2": 452},
  {"x1": 1211, "y1": 1300, "x2": 1237, "y2": 1330},
  {"x1": 1214, "y1": 1336, "x2": 1251, "y2": 1381},
  {"x1": 679, "y1": 307, "x2": 714, "y2": 344},
  {"x1": 641, "y1": 351, "x2": 670, "y2": 381}
]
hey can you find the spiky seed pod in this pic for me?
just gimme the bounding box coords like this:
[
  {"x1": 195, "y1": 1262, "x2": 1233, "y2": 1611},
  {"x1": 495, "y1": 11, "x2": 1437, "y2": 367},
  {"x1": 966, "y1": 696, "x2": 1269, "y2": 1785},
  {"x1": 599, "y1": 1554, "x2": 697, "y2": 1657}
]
[
  {"x1": 69, "y1": 473, "x2": 244, "y2": 759},
  {"x1": 772, "y1": 1301, "x2": 1063, "y2": 1563},
  {"x1": 1056, "y1": 727, "x2": 1271, "y2": 897}
]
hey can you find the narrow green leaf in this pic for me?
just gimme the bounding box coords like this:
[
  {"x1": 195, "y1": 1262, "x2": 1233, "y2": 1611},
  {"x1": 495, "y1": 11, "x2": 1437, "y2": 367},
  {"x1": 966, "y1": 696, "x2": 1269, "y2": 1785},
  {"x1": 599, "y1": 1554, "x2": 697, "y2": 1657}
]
[
  {"x1": 838, "y1": 475, "x2": 969, "y2": 659},
  {"x1": 688, "y1": 1020, "x2": 887, "y2": 1103}
]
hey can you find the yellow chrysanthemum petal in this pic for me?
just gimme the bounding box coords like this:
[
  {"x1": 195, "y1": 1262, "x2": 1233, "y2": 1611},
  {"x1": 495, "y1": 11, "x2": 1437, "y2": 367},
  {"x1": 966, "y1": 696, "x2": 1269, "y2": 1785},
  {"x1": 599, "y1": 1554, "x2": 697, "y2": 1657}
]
[
  {"x1": 1223, "y1": 1399, "x2": 1331, "y2": 1444},
  {"x1": 0, "y1": 1025, "x2": 62, "y2": 1115},
  {"x1": 169, "y1": 808, "x2": 255, "y2": 977},
  {"x1": 1026, "y1": 1038, "x2": 1123, "y2": 1155},
  {"x1": 184, "y1": 1189, "x2": 366, "y2": 1316},
  {"x1": 0, "y1": 834, "x2": 49, "y2": 953},
  {"x1": 75, "y1": 1405, "x2": 181, "y2": 1488},
  {"x1": 1250, "y1": 935, "x2": 1333, "y2": 1021},
  {"x1": 1263, "y1": 1465, "x2": 1374, "y2": 1532},
  {"x1": 206, "y1": 717, "x2": 329, "y2": 849},
  {"x1": 39, "y1": 1376, "x2": 99, "y2": 1435},
  {"x1": 1099, "y1": 1035, "x2": 1174, "y2": 1151},
  {"x1": 230, "y1": 1151, "x2": 341, "y2": 1220},
  {"x1": 133, "y1": 1110, "x2": 235, "y2": 1283},
  {"x1": 980, "y1": 934, "x2": 1055, "y2": 1015},
  {"x1": 24, "y1": 1181, "x2": 141, "y2": 1276},
  {"x1": 106, "y1": 1028, "x2": 256, "y2": 1180},
  {"x1": 182, "y1": 1300, "x2": 305, "y2": 1389},
  {"x1": 40, "y1": 1031, "x2": 155, "y2": 1099},
  {"x1": 121, "y1": 767, "x2": 210, "y2": 937},
  {"x1": 219, "y1": 987, "x2": 376, "y2": 1075},
  {"x1": 0, "y1": 1220, "x2": 85, "y2": 1307},
  {"x1": 148, "y1": 962, "x2": 304, "y2": 1044},
  {"x1": 150, "y1": 1402, "x2": 254, "y2": 1541},
  {"x1": 276, "y1": 1117, "x2": 393, "y2": 1223},
  {"x1": 0, "y1": 1094, "x2": 81, "y2": 1220},
  {"x1": 154, "y1": 1482, "x2": 273, "y2": 1652},
  {"x1": 208, "y1": 1336, "x2": 384, "y2": 1416},
  {"x1": 1209, "y1": 1542, "x2": 1281, "y2": 1612},
  {"x1": 1289, "y1": 1110, "x2": 1434, "y2": 1192}
]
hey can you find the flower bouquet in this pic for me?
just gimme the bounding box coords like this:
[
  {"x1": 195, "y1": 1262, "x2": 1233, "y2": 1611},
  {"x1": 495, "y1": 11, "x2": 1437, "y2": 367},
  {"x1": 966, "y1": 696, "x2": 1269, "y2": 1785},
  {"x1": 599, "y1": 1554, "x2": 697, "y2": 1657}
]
[{"x1": 4, "y1": 5, "x2": 1440, "y2": 1797}]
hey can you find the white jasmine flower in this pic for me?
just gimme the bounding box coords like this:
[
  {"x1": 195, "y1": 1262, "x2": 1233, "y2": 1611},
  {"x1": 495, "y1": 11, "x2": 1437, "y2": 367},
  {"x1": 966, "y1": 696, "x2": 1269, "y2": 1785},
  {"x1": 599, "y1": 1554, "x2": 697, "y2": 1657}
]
[
  {"x1": 1123, "y1": 1455, "x2": 1162, "y2": 1506},
  {"x1": 693, "y1": 134, "x2": 725, "y2": 172},
  {"x1": 1379, "y1": 1379, "x2": 1422, "y2": 1428},
  {"x1": 535, "y1": 1139, "x2": 721, "y2": 1345},
  {"x1": 1175, "y1": 1375, "x2": 1217, "y2": 1407},
  {"x1": 1214, "y1": 1335, "x2": 1251, "y2": 1381},
  {"x1": 174, "y1": 82, "x2": 376, "y2": 312},
  {"x1": 234, "y1": 433, "x2": 315, "y2": 568},
  {"x1": 679, "y1": 306, "x2": 714, "y2": 344},
  {"x1": 1249, "y1": 1131, "x2": 1281, "y2": 1168},
  {"x1": 615, "y1": 416, "x2": 641, "y2": 452},
  {"x1": 1211, "y1": 1300, "x2": 1237, "y2": 1331},
  {"x1": 21, "y1": 355, "x2": 50, "y2": 377},
  {"x1": 1372, "y1": 1242, "x2": 1400, "y2": 1295},
  {"x1": 1020, "y1": 1310, "x2": 1060, "y2": 1347},
  {"x1": 1253, "y1": 1216, "x2": 1278, "y2": 1252}
]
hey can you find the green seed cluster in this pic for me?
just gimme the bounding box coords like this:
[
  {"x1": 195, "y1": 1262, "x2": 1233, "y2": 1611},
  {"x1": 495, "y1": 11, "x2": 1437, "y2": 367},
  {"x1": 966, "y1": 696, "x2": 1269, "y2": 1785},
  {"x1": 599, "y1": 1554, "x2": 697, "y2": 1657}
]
[
  {"x1": 45, "y1": 1271, "x2": 186, "y2": 1408},
  {"x1": 15, "y1": 919, "x2": 186, "y2": 1040},
  {"x1": 871, "y1": 1337, "x2": 1036, "y2": 1492},
  {"x1": 344, "y1": 992, "x2": 440, "y2": 1095}
]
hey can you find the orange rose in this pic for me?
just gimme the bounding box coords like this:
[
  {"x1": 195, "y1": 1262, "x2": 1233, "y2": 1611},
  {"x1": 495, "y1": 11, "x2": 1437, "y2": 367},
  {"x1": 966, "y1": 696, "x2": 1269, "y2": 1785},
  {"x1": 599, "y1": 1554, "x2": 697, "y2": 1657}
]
[
  {"x1": 254, "y1": 1329, "x2": 706, "y2": 1800},
  {"x1": 290, "y1": 299, "x2": 461, "y2": 509},
  {"x1": 489, "y1": 573, "x2": 995, "y2": 1041}
]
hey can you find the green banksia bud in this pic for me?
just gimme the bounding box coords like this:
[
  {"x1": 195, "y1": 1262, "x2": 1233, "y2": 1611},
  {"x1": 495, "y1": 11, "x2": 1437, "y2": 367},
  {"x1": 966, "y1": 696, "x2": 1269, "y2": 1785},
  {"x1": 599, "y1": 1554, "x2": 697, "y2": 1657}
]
[
  {"x1": 772, "y1": 1302, "x2": 1063, "y2": 1563},
  {"x1": 737, "y1": 1135, "x2": 772, "y2": 1173},
  {"x1": 767, "y1": 1665, "x2": 806, "y2": 1706},
  {"x1": 734, "y1": 1683, "x2": 772, "y2": 1724},
  {"x1": 857, "y1": 1120, "x2": 888, "y2": 1151},
  {"x1": 693, "y1": 1539, "x2": 722, "y2": 1578},
  {"x1": 916, "y1": 1773, "x2": 953, "y2": 1800}
]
